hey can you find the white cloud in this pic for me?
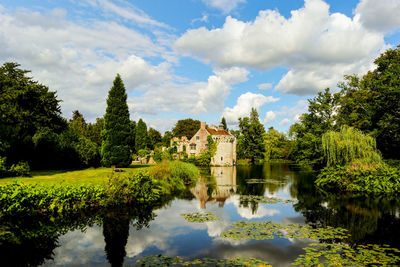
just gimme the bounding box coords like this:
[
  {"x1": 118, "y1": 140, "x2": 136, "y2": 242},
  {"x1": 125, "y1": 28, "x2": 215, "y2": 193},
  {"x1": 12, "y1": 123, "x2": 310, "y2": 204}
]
[
  {"x1": 130, "y1": 67, "x2": 249, "y2": 116},
  {"x1": 279, "y1": 118, "x2": 291, "y2": 126},
  {"x1": 222, "y1": 92, "x2": 279, "y2": 123},
  {"x1": 264, "y1": 111, "x2": 276, "y2": 124},
  {"x1": 201, "y1": 0, "x2": 246, "y2": 13},
  {"x1": 355, "y1": 0, "x2": 400, "y2": 32},
  {"x1": 175, "y1": 0, "x2": 389, "y2": 95},
  {"x1": 0, "y1": 6, "x2": 173, "y2": 120},
  {"x1": 84, "y1": 0, "x2": 170, "y2": 29},
  {"x1": 258, "y1": 83, "x2": 273, "y2": 90}
]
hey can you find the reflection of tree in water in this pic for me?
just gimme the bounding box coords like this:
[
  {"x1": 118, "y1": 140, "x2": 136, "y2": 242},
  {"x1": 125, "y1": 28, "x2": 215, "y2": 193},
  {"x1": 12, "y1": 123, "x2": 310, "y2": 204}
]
[
  {"x1": 290, "y1": 171, "x2": 400, "y2": 248},
  {"x1": 237, "y1": 165, "x2": 267, "y2": 214},
  {"x1": 1, "y1": 199, "x2": 168, "y2": 267}
]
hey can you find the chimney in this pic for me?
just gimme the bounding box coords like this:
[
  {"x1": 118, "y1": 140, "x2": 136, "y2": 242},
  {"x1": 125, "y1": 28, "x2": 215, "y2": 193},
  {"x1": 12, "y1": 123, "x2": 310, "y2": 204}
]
[
  {"x1": 201, "y1": 122, "x2": 206, "y2": 129},
  {"x1": 219, "y1": 123, "x2": 224, "y2": 130}
]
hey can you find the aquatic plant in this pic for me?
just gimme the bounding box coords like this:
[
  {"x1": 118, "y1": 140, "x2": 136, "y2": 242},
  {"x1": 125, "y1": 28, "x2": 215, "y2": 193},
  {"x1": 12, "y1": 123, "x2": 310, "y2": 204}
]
[
  {"x1": 292, "y1": 243, "x2": 400, "y2": 266},
  {"x1": 181, "y1": 211, "x2": 221, "y2": 222},
  {"x1": 220, "y1": 221, "x2": 349, "y2": 241},
  {"x1": 240, "y1": 195, "x2": 296, "y2": 204},
  {"x1": 137, "y1": 255, "x2": 271, "y2": 267}
]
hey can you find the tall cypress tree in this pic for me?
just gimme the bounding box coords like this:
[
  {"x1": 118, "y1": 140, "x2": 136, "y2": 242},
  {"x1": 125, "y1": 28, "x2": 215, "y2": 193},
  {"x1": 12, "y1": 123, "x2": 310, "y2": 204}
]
[
  {"x1": 135, "y1": 119, "x2": 148, "y2": 152},
  {"x1": 101, "y1": 74, "x2": 131, "y2": 167},
  {"x1": 221, "y1": 117, "x2": 228, "y2": 130}
]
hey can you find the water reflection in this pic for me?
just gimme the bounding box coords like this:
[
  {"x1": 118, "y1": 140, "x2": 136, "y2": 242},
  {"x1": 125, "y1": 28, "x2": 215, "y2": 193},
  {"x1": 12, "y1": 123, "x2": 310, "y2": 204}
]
[
  {"x1": 2, "y1": 163, "x2": 400, "y2": 266},
  {"x1": 191, "y1": 167, "x2": 237, "y2": 209}
]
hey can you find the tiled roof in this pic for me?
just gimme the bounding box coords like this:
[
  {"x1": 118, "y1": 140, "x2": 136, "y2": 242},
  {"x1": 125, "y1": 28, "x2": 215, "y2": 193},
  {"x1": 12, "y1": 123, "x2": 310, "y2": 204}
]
[{"x1": 206, "y1": 127, "x2": 231, "y2": 136}]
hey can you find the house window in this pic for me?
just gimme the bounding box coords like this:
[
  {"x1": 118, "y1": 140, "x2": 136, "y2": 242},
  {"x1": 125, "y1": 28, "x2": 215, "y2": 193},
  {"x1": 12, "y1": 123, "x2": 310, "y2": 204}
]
[
  {"x1": 196, "y1": 136, "x2": 199, "y2": 140},
  {"x1": 221, "y1": 157, "x2": 223, "y2": 161},
  {"x1": 205, "y1": 144, "x2": 208, "y2": 148},
  {"x1": 190, "y1": 144, "x2": 196, "y2": 150}
]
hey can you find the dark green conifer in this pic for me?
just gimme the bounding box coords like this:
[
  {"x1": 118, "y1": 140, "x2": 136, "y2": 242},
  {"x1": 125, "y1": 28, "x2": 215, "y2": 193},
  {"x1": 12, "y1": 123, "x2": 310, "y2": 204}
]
[
  {"x1": 101, "y1": 74, "x2": 131, "y2": 167},
  {"x1": 135, "y1": 119, "x2": 148, "y2": 152}
]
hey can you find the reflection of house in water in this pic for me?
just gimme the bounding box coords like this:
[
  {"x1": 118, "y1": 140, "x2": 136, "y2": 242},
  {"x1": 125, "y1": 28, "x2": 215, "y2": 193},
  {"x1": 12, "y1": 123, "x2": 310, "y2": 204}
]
[{"x1": 191, "y1": 167, "x2": 237, "y2": 209}]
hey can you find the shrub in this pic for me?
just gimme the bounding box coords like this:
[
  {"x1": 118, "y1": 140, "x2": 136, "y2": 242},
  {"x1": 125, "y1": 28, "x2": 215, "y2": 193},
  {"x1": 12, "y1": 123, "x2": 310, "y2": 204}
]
[
  {"x1": 316, "y1": 165, "x2": 400, "y2": 194},
  {"x1": 168, "y1": 160, "x2": 199, "y2": 184},
  {"x1": 9, "y1": 161, "x2": 30, "y2": 176}
]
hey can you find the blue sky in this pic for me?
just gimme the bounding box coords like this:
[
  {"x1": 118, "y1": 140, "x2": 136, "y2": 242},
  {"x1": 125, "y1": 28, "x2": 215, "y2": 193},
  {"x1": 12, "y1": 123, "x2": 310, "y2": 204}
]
[{"x1": 1, "y1": 0, "x2": 399, "y2": 133}]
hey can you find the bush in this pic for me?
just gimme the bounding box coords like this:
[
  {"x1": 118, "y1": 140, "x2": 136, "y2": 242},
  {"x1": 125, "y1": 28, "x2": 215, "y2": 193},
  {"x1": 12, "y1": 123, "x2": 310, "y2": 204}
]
[
  {"x1": 316, "y1": 165, "x2": 400, "y2": 194},
  {"x1": 0, "y1": 157, "x2": 8, "y2": 177},
  {"x1": 9, "y1": 161, "x2": 30, "y2": 176},
  {"x1": 168, "y1": 160, "x2": 199, "y2": 184}
]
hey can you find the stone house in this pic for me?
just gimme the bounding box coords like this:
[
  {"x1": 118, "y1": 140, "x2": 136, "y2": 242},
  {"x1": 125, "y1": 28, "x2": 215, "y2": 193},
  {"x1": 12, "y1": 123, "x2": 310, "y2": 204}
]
[{"x1": 171, "y1": 122, "x2": 236, "y2": 166}]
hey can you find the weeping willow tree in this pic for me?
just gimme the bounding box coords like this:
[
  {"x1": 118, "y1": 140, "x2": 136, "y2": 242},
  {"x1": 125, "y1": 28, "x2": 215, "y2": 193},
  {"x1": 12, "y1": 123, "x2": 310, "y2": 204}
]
[{"x1": 322, "y1": 126, "x2": 383, "y2": 169}]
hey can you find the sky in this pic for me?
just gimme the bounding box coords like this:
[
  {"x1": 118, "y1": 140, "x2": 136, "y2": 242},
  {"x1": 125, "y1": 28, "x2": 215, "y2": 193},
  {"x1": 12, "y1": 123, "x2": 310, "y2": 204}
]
[{"x1": 1, "y1": 0, "x2": 399, "y2": 133}]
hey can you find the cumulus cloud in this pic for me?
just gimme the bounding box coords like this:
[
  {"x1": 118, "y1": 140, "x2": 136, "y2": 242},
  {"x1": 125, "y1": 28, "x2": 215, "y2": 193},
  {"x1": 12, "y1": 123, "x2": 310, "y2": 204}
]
[
  {"x1": 0, "y1": 6, "x2": 173, "y2": 120},
  {"x1": 258, "y1": 83, "x2": 273, "y2": 90},
  {"x1": 279, "y1": 118, "x2": 291, "y2": 126},
  {"x1": 201, "y1": 0, "x2": 246, "y2": 13},
  {"x1": 175, "y1": 0, "x2": 390, "y2": 95},
  {"x1": 222, "y1": 92, "x2": 279, "y2": 123},
  {"x1": 264, "y1": 111, "x2": 276, "y2": 124},
  {"x1": 355, "y1": 0, "x2": 400, "y2": 32},
  {"x1": 130, "y1": 66, "x2": 249, "y2": 116}
]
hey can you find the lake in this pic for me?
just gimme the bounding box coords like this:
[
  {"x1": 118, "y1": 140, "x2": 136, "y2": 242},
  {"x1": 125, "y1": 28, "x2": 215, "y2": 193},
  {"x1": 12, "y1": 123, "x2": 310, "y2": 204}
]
[{"x1": 3, "y1": 163, "x2": 400, "y2": 266}]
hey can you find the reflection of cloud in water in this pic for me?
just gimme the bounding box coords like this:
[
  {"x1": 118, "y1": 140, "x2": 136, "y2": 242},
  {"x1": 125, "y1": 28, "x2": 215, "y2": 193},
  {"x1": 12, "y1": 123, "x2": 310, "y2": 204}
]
[
  {"x1": 282, "y1": 216, "x2": 306, "y2": 225},
  {"x1": 43, "y1": 225, "x2": 107, "y2": 266},
  {"x1": 226, "y1": 195, "x2": 280, "y2": 219}
]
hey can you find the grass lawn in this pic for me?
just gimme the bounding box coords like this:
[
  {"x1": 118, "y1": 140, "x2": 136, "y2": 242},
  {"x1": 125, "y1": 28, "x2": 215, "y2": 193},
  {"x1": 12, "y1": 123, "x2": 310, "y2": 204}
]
[{"x1": 0, "y1": 164, "x2": 154, "y2": 186}]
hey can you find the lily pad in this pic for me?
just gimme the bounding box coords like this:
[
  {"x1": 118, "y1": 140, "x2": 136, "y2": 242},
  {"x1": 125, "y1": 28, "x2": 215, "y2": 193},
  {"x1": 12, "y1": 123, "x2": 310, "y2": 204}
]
[
  {"x1": 220, "y1": 221, "x2": 349, "y2": 241},
  {"x1": 292, "y1": 243, "x2": 400, "y2": 266},
  {"x1": 137, "y1": 255, "x2": 271, "y2": 267},
  {"x1": 240, "y1": 195, "x2": 296, "y2": 204},
  {"x1": 181, "y1": 211, "x2": 221, "y2": 222}
]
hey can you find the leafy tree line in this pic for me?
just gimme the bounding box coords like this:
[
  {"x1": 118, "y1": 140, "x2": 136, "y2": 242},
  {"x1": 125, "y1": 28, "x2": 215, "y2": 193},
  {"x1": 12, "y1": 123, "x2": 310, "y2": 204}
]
[
  {"x1": 0, "y1": 63, "x2": 168, "y2": 176},
  {"x1": 290, "y1": 45, "x2": 400, "y2": 167}
]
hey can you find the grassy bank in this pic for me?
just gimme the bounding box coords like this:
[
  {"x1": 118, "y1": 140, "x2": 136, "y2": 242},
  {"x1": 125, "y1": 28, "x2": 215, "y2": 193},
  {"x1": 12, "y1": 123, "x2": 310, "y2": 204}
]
[
  {"x1": 0, "y1": 164, "x2": 153, "y2": 185},
  {"x1": 0, "y1": 161, "x2": 199, "y2": 217}
]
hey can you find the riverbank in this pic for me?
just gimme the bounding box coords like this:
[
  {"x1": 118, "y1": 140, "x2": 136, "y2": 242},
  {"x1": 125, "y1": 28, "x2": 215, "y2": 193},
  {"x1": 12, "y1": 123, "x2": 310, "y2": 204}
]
[{"x1": 0, "y1": 164, "x2": 153, "y2": 185}]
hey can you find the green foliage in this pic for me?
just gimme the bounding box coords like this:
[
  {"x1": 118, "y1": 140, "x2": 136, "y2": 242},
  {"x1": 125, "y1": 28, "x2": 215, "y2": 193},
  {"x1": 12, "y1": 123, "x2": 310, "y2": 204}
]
[
  {"x1": 147, "y1": 127, "x2": 162, "y2": 150},
  {"x1": 137, "y1": 255, "x2": 271, "y2": 267},
  {"x1": 221, "y1": 117, "x2": 228, "y2": 130},
  {"x1": 289, "y1": 88, "x2": 340, "y2": 167},
  {"x1": 101, "y1": 74, "x2": 132, "y2": 167},
  {"x1": 172, "y1": 118, "x2": 200, "y2": 139},
  {"x1": 322, "y1": 126, "x2": 383, "y2": 168},
  {"x1": 316, "y1": 165, "x2": 400, "y2": 194},
  {"x1": 9, "y1": 161, "x2": 30, "y2": 177},
  {"x1": 135, "y1": 119, "x2": 148, "y2": 152},
  {"x1": 337, "y1": 45, "x2": 400, "y2": 159},
  {"x1": 181, "y1": 211, "x2": 221, "y2": 222},
  {"x1": 0, "y1": 62, "x2": 66, "y2": 168},
  {"x1": 137, "y1": 148, "x2": 150, "y2": 158},
  {"x1": 161, "y1": 131, "x2": 173, "y2": 147},
  {"x1": 238, "y1": 108, "x2": 266, "y2": 163},
  {"x1": 293, "y1": 243, "x2": 400, "y2": 266},
  {"x1": 263, "y1": 127, "x2": 293, "y2": 161},
  {"x1": 0, "y1": 170, "x2": 164, "y2": 217}
]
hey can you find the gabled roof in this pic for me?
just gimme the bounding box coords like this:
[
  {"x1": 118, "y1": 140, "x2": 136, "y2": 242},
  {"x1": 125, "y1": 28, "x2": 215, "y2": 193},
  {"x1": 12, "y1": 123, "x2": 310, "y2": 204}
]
[{"x1": 206, "y1": 127, "x2": 231, "y2": 136}]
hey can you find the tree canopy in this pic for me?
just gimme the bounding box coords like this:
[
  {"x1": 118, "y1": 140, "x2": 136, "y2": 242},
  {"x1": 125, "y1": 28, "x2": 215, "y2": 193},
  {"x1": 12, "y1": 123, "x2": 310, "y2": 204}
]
[
  {"x1": 135, "y1": 119, "x2": 148, "y2": 152},
  {"x1": 101, "y1": 74, "x2": 132, "y2": 167},
  {"x1": 172, "y1": 119, "x2": 200, "y2": 139}
]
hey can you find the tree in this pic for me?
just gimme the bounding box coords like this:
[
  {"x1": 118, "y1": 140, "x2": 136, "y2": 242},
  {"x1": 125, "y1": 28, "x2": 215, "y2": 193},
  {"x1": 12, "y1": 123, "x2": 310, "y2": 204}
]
[
  {"x1": 172, "y1": 119, "x2": 200, "y2": 139},
  {"x1": 221, "y1": 117, "x2": 228, "y2": 130},
  {"x1": 128, "y1": 120, "x2": 136, "y2": 154},
  {"x1": 162, "y1": 131, "x2": 173, "y2": 147},
  {"x1": 135, "y1": 119, "x2": 148, "y2": 152},
  {"x1": 69, "y1": 110, "x2": 87, "y2": 137},
  {"x1": 0, "y1": 62, "x2": 66, "y2": 167},
  {"x1": 338, "y1": 46, "x2": 400, "y2": 159},
  {"x1": 263, "y1": 127, "x2": 292, "y2": 161},
  {"x1": 87, "y1": 117, "x2": 104, "y2": 146},
  {"x1": 101, "y1": 74, "x2": 132, "y2": 167},
  {"x1": 289, "y1": 88, "x2": 340, "y2": 167},
  {"x1": 238, "y1": 108, "x2": 266, "y2": 163},
  {"x1": 148, "y1": 127, "x2": 162, "y2": 149}
]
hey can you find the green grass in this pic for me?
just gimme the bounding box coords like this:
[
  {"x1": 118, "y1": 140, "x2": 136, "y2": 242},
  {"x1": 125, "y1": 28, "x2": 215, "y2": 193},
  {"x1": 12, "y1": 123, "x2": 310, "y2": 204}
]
[{"x1": 0, "y1": 164, "x2": 153, "y2": 186}]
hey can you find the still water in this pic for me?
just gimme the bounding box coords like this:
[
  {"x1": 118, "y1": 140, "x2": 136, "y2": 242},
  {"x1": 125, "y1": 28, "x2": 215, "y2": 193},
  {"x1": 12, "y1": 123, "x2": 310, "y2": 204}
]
[{"x1": 4, "y1": 163, "x2": 400, "y2": 266}]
